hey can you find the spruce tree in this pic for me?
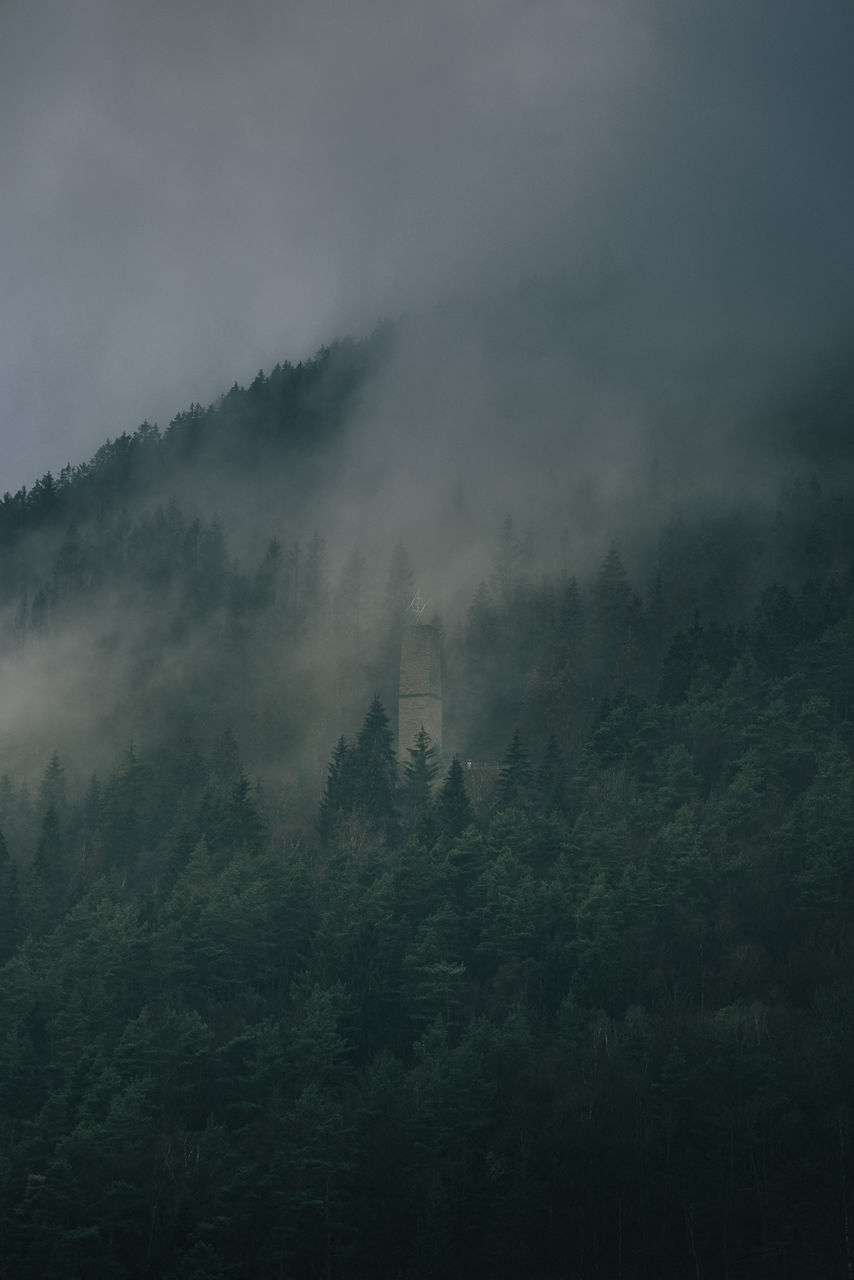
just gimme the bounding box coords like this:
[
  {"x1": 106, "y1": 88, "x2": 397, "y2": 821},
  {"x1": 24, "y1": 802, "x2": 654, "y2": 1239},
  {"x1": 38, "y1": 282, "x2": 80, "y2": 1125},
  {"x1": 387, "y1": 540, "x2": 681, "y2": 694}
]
[
  {"x1": 495, "y1": 731, "x2": 533, "y2": 809},
  {"x1": 318, "y1": 736, "x2": 356, "y2": 846},
  {"x1": 219, "y1": 772, "x2": 264, "y2": 853},
  {"x1": 38, "y1": 750, "x2": 67, "y2": 819},
  {"x1": 0, "y1": 828, "x2": 19, "y2": 963},
  {"x1": 25, "y1": 800, "x2": 68, "y2": 932},
  {"x1": 353, "y1": 697, "x2": 398, "y2": 842},
  {"x1": 590, "y1": 543, "x2": 635, "y2": 697},
  {"x1": 438, "y1": 755, "x2": 473, "y2": 839},
  {"x1": 536, "y1": 734, "x2": 568, "y2": 814},
  {"x1": 400, "y1": 726, "x2": 439, "y2": 843}
]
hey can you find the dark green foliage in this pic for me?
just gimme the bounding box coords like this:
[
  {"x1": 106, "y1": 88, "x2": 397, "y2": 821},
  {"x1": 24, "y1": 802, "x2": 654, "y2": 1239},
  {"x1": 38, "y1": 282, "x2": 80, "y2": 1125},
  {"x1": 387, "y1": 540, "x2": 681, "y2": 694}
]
[
  {"x1": 38, "y1": 751, "x2": 67, "y2": 816},
  {"x1": 437, "y1": 755, "x2": 474, "y2": 839},
  {"x1": 217, "y1": 772, "x2": 264, "y2": 855},
  {"x1": 1, "y1": 331, "x2": 854, "y2": 1275},
  {"x1": 352, "y1": 696, "x2": 398, "y2": 843},
  {"x1": 0, "y1": 828, "x2": 19, "y2": 962},
  {"x1": 318, "y1": 736, "x2": 357, "y2": 847},
  {"x1": 3, "y1": 559, "x2": 854, "y2": 1278},
  {"x1": 590, "y1": 542, "x2": 637, "y2": 696},
  {"x1": 317, "y1": 698, "x2": 401, "y2": 850},
  {"x1": 27, "y1": 799, "x2": 70, "y2": 930},
  {"x1": 495, "y1": 729, "x2": 533, "y2": 809},
  {"x1": 535, "y1": 733, "x2": 568, "y2": 813},
  {"x1": 399, "y1": 726, "x2": 438, "y2": 843}
]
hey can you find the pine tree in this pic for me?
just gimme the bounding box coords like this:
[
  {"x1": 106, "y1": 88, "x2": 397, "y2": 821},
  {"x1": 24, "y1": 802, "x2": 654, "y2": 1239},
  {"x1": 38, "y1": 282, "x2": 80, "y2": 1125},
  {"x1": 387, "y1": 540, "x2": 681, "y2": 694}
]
[
  {"x1": 38, "y1": 750, "x2": 67, "y2": 819},
  {"x1": 496, "y1": 731, "x2": 533, "y2": 809},
  {"x1": 26, "y1": 800, "x2": 68, "y2": 931},
  {"x1": 318, "y1": 736, "x2": 356, "y2": 846},
  {"x1": 252, "y1": 537, "x2": 282, "y2": 613},
  {"x1": 536, "y1": 734, "x2": 568, "y2": 814},
  {"x1": 353, "y1": 697, "x2": 398, "y2": 842},
  {"x1": 559, "y1": 575, "x2": 586, "y2": 653},
  {"x1": 590, "y1": 543, "x2": 634, "y2": 696},
  {"x1": 438, "y1": 756, "x2": 473, "y2": 839},
  {"x1": 492, "y1": 514, "x2": 525, "y2": 609},
  {"x1": 400, "y1": 726, "x2": 439, "y2": 843},
  {"x1": 219, "y1": 773, "x2": 264, "y2": 853},
  {"x1": 0, "y1": 827, "x2": 19, "y2": 962}
]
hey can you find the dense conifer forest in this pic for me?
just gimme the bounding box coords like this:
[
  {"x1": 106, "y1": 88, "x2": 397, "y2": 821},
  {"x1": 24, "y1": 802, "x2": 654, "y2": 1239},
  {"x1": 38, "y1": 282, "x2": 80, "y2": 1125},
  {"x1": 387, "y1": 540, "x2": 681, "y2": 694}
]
[{"x1": 0, "y1": 321, "x2": 853, "y2": 1276}]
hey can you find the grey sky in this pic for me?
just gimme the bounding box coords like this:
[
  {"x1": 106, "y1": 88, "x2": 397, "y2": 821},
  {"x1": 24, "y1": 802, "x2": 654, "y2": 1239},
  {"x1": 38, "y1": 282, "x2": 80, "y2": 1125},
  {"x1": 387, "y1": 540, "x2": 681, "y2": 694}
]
[{"x1": 1, "y1": 0, "x2": 852, "y2": 494}]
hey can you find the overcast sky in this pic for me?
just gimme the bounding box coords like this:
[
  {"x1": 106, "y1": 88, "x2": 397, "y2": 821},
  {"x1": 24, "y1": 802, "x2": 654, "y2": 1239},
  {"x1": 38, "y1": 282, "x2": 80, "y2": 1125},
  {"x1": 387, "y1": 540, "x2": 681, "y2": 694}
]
[{"x1": 1, "y1": 0, "x2": 852, "y2": 494}]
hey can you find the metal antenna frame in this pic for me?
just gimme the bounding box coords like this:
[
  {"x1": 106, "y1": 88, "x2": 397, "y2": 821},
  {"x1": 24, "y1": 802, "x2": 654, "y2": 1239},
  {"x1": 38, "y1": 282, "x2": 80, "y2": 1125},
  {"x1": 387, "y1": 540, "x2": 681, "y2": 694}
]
[{"x1": 407, "y1": 590, "x2": 430, "y2": 624}]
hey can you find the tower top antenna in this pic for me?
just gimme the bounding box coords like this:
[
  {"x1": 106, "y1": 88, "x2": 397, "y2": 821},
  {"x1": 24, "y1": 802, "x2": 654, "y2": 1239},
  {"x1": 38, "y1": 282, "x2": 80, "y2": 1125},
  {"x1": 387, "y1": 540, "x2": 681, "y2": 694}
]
[{"x1": 407, "y1": 590, "x2": 430, "y2": 624}]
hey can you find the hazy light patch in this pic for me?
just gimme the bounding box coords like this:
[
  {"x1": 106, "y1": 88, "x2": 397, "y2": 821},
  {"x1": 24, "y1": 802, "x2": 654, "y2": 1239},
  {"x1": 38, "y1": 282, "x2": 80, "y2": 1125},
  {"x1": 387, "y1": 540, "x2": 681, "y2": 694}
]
[{"x1": 0, "y1": 0, "x2": 851, "y2": 490}]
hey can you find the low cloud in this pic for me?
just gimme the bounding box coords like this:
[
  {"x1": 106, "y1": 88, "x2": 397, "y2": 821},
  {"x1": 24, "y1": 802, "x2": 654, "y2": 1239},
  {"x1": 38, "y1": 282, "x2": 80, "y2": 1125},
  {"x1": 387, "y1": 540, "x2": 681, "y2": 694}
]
[{"x1": 0, "y1": 0, "x2": 851, "y2": 492}]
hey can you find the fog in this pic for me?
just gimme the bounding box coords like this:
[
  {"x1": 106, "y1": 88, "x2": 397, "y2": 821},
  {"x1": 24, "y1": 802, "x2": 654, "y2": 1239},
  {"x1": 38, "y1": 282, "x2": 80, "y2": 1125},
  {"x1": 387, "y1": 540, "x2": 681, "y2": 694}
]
[
  {"x1": 1, "y1": 0, "x2": 852, "y2": 492},
  {"x1": 1, "y1": 0, "x2": 853, "y2": 798},
  {"x1": 0, "y1": 280, "x2": 845, "y2": 798}
]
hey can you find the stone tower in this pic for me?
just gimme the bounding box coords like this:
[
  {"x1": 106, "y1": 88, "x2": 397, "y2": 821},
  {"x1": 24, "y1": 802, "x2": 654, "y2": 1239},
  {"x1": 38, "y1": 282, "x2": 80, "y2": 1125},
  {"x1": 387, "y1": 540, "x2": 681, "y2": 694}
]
[{"x1": 398, "y1": 623, "x2": 442, "y2": 760}]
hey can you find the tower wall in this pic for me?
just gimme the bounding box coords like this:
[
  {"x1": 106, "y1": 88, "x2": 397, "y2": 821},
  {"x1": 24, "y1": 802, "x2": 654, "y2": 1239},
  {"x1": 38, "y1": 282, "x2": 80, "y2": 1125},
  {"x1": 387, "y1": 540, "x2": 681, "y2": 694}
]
[{"x1": 398, "y1": 624, "x2": 442, "y2": 759}]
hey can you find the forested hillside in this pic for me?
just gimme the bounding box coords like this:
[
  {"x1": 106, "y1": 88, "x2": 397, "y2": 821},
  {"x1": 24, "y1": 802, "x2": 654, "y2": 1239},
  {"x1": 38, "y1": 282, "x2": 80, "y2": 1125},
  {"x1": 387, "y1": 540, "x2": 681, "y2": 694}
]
[{"x1": 0, "y1": 317, "x2": 853, "y2": 1277}]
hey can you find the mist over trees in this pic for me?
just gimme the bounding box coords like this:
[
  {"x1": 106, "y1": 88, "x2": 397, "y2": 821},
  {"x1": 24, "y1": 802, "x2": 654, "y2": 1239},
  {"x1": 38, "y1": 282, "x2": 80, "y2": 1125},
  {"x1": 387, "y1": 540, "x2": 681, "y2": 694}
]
[{"x1": 0, "y1": 305, "x2": 853, "y2": 1275}]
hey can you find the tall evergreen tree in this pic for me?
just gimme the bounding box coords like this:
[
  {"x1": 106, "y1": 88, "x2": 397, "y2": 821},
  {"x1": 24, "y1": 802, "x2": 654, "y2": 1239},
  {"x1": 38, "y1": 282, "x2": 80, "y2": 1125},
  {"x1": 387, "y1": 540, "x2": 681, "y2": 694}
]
[
  {"x1": 590, "y1": 542, "x2": 635, "y2": 696},
  {"x1": 492, "y1": 514, "x2": 525, "y2": 610},
  {"x1": 400, "y1": 726, "x2": 439, "y2": 843},
  {"x1": 251, "y1": 537, "x2": 282, "y2": 613},
  {"x1": 26, "y1": 800, "x2": 68, "y2": 931},
  {"x1": 318, "y1": 736, "x2": 356, "y2": 846},
  {"x1": 38, "y1": 750, "x2": 67, "y2": 819},
  {"x1": 218, "y1": 772, "x2": 264, "y2": 854},
  {"x1": 438, "y1": 756, "x2": 474, "y2": 839},
  {"x1": 353, "y1": 697, "x2": 398, "y2": 843},
  {"x1": 558, "y1": 574, "x2": 586, "y2": 652},
  {"x1": 536, "y1": 734, "x2": 568, "y2": 814},
  {"x1": 0, "y1": 827, "x2": 19, "y2": 962},
  {"x1": 495, "y1": 730, "x2": 533, "y2": 809}
]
